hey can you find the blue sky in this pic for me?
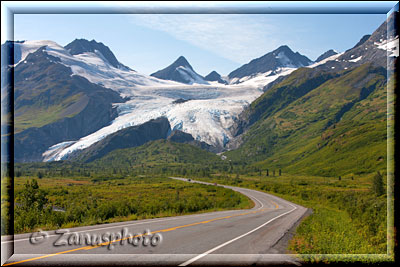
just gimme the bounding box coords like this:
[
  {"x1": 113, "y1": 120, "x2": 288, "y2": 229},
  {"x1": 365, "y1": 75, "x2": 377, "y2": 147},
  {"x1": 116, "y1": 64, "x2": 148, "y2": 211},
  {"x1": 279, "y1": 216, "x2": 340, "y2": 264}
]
[{"x1": 14, "y1": 13, "x2": 387, "y2": 76}]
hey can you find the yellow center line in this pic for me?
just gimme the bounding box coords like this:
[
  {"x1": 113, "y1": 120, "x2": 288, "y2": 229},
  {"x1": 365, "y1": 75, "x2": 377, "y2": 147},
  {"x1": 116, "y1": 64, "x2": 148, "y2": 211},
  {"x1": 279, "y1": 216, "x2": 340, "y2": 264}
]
[
  {"x1": 270, "y1": 200, "x2": 279, "y2": 209},
  {"x1": 5, "y1": 200, "x2": 280, "y2": 266}
]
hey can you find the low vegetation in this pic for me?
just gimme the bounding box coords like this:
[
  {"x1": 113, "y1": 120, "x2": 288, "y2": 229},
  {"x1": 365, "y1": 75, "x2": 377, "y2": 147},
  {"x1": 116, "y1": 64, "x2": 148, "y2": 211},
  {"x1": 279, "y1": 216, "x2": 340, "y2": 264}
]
[{"x1": 13, "y1": 175, "x2": 252, "y2": 234}]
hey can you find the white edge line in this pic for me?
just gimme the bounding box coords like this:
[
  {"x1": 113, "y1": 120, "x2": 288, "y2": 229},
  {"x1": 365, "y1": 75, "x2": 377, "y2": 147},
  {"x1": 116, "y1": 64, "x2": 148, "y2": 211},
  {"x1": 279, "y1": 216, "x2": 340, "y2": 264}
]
[{"x1": 178, "y1": 203, "x2": 297, "y2": 266}]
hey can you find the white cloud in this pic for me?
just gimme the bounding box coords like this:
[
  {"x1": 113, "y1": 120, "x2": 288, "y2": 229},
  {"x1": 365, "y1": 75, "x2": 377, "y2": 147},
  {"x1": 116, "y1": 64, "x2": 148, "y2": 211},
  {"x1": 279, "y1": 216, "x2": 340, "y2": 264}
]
[{"x1": 128, "y1": 14, "x2": 281, "y2": 64}]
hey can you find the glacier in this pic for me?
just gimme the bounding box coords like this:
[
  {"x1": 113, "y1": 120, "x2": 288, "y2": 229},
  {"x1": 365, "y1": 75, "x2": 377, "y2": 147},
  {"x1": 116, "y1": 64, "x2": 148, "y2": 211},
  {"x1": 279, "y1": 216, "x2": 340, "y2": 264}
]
[{"x1": 13, "y1": 40, "x2": 297, "y2": 161}]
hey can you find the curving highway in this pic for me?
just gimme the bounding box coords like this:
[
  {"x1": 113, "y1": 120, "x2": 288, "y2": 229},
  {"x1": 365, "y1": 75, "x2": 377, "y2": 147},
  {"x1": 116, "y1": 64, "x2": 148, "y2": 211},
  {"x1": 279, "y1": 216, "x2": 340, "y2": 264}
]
[{"x1": 2, "y1": 178, "x2": 308, "y2": 266}]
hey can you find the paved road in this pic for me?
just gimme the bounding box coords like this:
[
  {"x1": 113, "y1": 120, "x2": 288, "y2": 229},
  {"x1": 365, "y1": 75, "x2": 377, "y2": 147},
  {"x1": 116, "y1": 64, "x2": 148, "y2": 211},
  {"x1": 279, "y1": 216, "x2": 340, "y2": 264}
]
[{"x1": 2, "y1": 178, "x2": 308, "y2": 266}]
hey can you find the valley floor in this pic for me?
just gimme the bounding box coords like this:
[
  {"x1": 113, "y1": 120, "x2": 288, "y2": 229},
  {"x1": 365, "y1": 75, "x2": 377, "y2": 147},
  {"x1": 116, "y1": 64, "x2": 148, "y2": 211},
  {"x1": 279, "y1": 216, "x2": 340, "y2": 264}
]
[{"x1": 8, "y1": 170, "x2": 390, "y2": 261}]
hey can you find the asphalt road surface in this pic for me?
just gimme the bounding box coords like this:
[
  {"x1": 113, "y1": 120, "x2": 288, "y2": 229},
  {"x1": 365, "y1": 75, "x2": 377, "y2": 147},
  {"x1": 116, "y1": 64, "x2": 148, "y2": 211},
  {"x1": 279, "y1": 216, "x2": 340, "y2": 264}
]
[{"x1": 2, "y1": 177, "x2": 308, "y2": 266}]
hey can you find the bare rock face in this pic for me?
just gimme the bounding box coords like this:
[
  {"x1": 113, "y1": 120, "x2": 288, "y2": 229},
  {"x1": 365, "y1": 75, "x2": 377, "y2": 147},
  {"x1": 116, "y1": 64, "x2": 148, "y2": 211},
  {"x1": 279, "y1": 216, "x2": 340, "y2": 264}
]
[
  {"x1": 204, "y1": 71, "x2": 227, "y2": 84},
  {"x1": 70, "y1": 117, "x2": 172, "y2": 163},
  {"x1": 167, "y1": 130, "x2": 217, "y2": 153}
]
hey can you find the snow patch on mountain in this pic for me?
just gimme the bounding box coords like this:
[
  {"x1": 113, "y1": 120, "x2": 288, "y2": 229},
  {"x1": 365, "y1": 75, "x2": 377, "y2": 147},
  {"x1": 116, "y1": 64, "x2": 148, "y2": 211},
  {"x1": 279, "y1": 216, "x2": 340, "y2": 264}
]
[
  {"x1": 375, "y1": 36, "x2": 399, "y2": 57},
  {"x1": 12, "y1": 40, "x2": 61, "y2": 66},
  {"x1": 228, "y1": 67, "x2": 297, "y2": 87},
  {"x1": 276, "y1": 51, "x2": 301, "y2": 67},
  {"x1": 176, "y1": 66, "x2": 209, "y2": 84},
  {"x1": 307, "y1": 52, "x2": 343, "y2": 68},
  {"x1": 349, "y1": 56, "x2": 362, "y2": 62}
]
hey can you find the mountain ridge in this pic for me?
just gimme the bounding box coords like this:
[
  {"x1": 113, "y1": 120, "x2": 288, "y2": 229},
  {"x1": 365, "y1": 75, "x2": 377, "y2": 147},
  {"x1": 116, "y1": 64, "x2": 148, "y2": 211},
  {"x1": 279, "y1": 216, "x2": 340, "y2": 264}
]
[
  {"x1": 11, "y1": 47, "x2": 124, "y2": 162},
  {"x1": 228, "y1": 45, "x2": 313, "y2": 82}
]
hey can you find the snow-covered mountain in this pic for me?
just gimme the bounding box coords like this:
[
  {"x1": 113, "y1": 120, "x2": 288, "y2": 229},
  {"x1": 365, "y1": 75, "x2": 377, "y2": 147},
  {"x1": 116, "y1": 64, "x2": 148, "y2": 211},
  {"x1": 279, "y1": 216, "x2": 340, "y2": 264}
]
[
  {"x1": 6, "y1": 42, "x2": 126, "y2": 162},
  {"x1": 150, "y1": 56, "x2": 208, "y2": 85},
  {"x1": 10, "y1": 39, "x2": 181, "y2": 97},
  {"x1": 228, "y1": 45, "x2": 313, "y2": 84}
]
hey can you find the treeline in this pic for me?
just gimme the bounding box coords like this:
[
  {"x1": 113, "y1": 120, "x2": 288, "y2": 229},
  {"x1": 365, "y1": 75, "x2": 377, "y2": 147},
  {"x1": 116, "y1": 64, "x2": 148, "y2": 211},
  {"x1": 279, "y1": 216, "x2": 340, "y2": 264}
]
[
  {"x1": 14, "y1": 139, "x2": 291, "y2": 180},
  {"x1": 14, "y1": 160, "x2": 285, "y2": 180}
]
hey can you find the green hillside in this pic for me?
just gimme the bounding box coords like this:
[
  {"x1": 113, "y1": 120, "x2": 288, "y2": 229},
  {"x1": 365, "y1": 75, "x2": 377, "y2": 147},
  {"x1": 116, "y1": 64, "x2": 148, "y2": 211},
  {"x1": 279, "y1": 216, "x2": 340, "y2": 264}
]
[
  {"x1": 91, "y1": 139, "x2": 225, "y2": 168},
  {"x1": 225, "y1": 63, "x2": 387, "y2": 177}
]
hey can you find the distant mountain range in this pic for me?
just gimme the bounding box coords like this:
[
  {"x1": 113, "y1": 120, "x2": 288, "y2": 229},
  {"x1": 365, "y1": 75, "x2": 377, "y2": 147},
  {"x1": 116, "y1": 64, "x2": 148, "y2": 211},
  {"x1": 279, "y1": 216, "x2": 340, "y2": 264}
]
[{"x1": 1, "y1": 12, "x2": 397, "y2": 169}]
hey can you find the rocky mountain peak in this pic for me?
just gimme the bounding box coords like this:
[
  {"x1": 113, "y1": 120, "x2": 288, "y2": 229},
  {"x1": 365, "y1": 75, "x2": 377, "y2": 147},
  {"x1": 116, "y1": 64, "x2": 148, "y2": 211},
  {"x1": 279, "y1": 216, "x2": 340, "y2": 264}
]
[
  {"x1": 174, "y1": 56, "x2": 192, "y2": 69},
  {"x1": 315, "y1": 49, "x2": 339, "y2": 62},
  {"x1": 65, "y1": 38, "x2": 129, "y2": 70},
  {"x1": 204, "y1": 70, "x2": 227, "y2": 84},
  {"x1": 150, "y1": 56, "x2": 207, "y2": 84}
]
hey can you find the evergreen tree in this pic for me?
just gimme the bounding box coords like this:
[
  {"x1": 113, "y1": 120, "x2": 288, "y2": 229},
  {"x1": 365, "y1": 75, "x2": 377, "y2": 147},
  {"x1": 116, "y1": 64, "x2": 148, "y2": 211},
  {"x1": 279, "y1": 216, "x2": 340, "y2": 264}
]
[
  {"x1": 19, "y1": 179, "x2": 48, "y2": 211},
  {"x1": 372, "y1": 171, "x2": 385, "y2": 196}
]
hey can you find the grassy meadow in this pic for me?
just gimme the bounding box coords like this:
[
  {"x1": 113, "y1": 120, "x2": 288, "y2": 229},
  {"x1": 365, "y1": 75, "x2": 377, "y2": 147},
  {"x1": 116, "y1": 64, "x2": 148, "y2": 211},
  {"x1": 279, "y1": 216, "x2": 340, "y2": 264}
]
[{"x1": 13, "y1": 175, "x2": 253, "y2": 234}]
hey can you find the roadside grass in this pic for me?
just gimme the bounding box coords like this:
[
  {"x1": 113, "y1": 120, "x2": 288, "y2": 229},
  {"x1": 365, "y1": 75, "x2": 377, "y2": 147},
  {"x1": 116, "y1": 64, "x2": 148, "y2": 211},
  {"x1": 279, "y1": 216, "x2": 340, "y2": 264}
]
[
  {"x1": 194, "y1": 172, "x2": 388, "y2": 257},
  {"x1": 13, "y1": 176, "x2": 253, "y2": 234}
]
